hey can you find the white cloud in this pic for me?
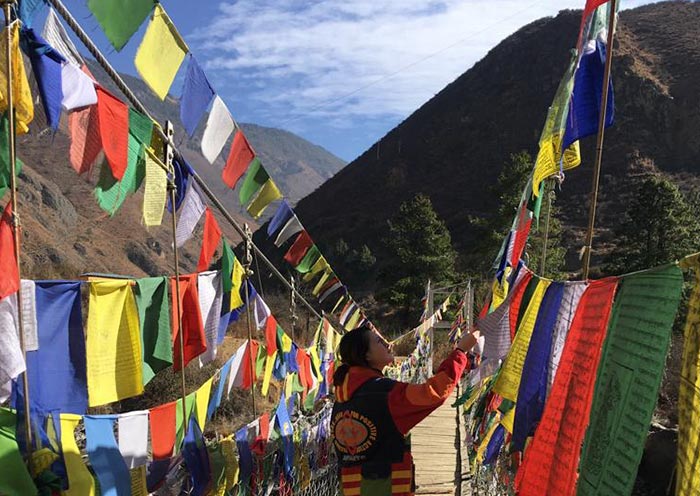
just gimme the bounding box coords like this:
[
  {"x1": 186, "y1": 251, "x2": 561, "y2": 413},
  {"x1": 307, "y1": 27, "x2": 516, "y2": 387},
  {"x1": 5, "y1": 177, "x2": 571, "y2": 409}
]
[{"x1": 191, "y1": 0, "x2": 655, "y2": 128}]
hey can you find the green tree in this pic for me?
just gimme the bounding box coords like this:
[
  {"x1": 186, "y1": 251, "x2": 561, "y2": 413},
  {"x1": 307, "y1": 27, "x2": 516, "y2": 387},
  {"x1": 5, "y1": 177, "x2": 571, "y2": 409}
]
[
  {"x1": 605, "y1": 176, "x2": 700, "y2": 274},
  {"x1": 378, "y1": 194, "x2": 457, "y2": 322}
]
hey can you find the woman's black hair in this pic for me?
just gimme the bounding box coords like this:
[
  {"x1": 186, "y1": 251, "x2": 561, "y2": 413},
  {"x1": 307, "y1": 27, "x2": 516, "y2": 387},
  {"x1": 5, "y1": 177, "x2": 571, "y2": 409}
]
[{"x1": 333, "y1": 324, "x2": 373, "y2": 386}]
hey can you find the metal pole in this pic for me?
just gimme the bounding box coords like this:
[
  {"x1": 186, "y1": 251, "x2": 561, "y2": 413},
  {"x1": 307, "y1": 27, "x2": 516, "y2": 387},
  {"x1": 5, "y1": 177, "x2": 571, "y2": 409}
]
[
  {"x1": 164, "y1": 121, "x2": 188, "y2": 436},
  {"x1": 243, "y1": 224, "x2": 257, "y2": 416},
  {"x1": 3, "y1": 1, "x2": 33, "y2": 464},
  {"x1": 581, "y1": 0, "x2": 617, "y2": 279},
  {"x1": 539, "y1": 180, "x2": 553, "y2": 276},
  {"x1": 46, "y1": 0, "x2": 324, "y2": 321}
]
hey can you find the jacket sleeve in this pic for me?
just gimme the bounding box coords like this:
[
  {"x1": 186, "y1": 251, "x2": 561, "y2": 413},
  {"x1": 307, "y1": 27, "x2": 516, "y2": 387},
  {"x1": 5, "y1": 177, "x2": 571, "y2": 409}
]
[{"x1": 387, "y1": 349, "x2": 469, "y2": 435}]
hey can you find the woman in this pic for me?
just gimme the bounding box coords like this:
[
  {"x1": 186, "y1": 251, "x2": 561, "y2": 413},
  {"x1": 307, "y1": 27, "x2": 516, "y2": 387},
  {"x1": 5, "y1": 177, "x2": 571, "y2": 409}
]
[{"x1": 331, "y1": 324, "x2": 480, "y2": 496}]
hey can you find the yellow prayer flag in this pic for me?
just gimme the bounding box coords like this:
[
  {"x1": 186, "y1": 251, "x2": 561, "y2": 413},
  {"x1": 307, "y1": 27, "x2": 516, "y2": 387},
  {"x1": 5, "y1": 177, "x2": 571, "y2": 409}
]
[
  {"x1": 285, "y1": 374, "x2": 294, "y2": 399},
  {"x1": 345, "y1": 308, "x2": 362, "y2": 331},
  {"x1": 331, "y1": 295, "x2": 346, "y2": 314},
  {"x1": 676, "y1": 261, "x2": 700, "y2": 495},
  {"x1": 230, "y1": 257, "x2": 245, "y2": 310},
  {"x1": 490, "y1": 272, "x2": 510, "y2": 312},
  {"x1": 532, "y1": 133, "x2": 580, "y2": 197},
  {"x1": 303, "y1": 256, "x2": 328, "y2": 282},
  {"x1": 0, "y1": 23, "x2": 33, "y2": 134},
  {"x1": 195, "y1": 377, "x2": 214, "y2": 431},
  {"x1": 60, "y1": 414, "x2": 96, "y2": 496},
  {"x1": 261, "y1": 353, "x2": 276, "y2": 396},
  {"x1": 476, "y1": 419, "x2": 500, "y2": 464},
  {"x1": 87, "y1": 280, "x2": 144, "y2": 406},
  {"x1": 220, "y1": 435, "x2": 239, "y2": 492},
  {"x1": 280, "y1": 331, "x2": 293, "y2": 353},
  {"x1": 129, "y1": 466, "x2": 148, "y2": 496},
  {"x1": 493, "y1": 279, "x2": 551, "y2": 402},
  {"x1": 312, "y1": 268, "x2": 332, "y2": 296},
  {"x1": 134, "y1": 4, "x2": 188, "y2": 100},
  {"x1": 246, "y1": 179, "x2": 282, "y2": 219},
  {"x1": 500, "y1": 408, "x2": 515, "y2": 434},
  {"x1": 309, "y1": 347, "x2": 323, "y2": 383},
  {"x1": 143, "y1": 148, "x2": 167, "y2": 226}
]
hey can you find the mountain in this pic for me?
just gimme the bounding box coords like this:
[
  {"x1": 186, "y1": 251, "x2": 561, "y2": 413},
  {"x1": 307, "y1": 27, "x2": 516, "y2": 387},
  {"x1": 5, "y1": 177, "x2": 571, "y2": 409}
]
[
  {"x1": 10, "y1": 60, "x2": 344, "y2": 279},
  {"x1": 291, "y1": 1, "x2": 700, "y2": 286}
]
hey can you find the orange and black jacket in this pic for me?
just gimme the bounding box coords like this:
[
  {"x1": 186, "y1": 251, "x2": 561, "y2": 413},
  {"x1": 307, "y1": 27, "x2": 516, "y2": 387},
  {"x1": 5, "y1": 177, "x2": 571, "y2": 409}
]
[{"x1": 331, "y1": 349, "x2": 469, "y2": 496}]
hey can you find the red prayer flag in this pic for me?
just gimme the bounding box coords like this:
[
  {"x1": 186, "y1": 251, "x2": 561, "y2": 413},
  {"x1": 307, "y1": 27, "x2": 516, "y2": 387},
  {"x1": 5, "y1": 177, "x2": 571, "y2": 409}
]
[
  {"x1": 283, "y1": 230, "x2": 313, "y2": 267},
  {"x1": 196, "y1": 208, "x2": 222, "y2": 272},
  {"x1": 0, "y1": 203, "x2": 19, "y2": 300},
  {"x1": 170, "y1": 274, "x2": 207, "y2": 371},
  {"x1": 150, "y1": 401, "x2": 177, "y2": 460},
  {"x1": 251, "y1": 412, "x2": 270, "y2": 455},
  {"x1": 579, "y1": 0, "x2": 610, "y2": 40},
  {"x1": 264, "y1": 315, "x2": 278, "y2": 356},
  {"x1": 68, "y1": 105, "x2": 102, "y2": 175},
  {"x1": 509, "y1": 271, "x2": 534, "y2": 340},
  {"x1": 240, "y1": 340, "x2": 260, "y2": 390},
  {"x1": 515, "y1": 278, "x2": 618, "y2": 496},
  {"x1": 96, "y1": 87, "x2": 129, "y2": 181},
  {"x1": 222, "y1": 131, "x2": 255, "y2": 189}
]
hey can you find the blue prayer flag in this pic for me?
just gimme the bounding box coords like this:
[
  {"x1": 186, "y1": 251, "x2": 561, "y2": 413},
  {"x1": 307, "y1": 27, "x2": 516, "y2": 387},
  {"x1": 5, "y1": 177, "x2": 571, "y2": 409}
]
[
  {"x1": 483, "y1": 425, "x2": 505, "y2": 465},
  {"x1": 180, "y1": 55, "x2": 215, "y2": 137},
  {"x1": 235, "y1": 426, "x2": 253, "y2": 487},
  {"x1": 167, "y1": 156, "x2": 194, "y2": 212},
  {"x1": 207, "y1": 358, "x2": 233, "y2": 421},
  {"x1": 84, "y1": 416, "x2": 131, "y2": 496},
  {"x1": 18, "y1": 0, "x2": 46, "y2": 28},
  {"x1": 275, "y1": 394, "x2": 294, "y2": 477},
  {"x1": 267, "y1": 200, "x2": 294, "y2": 238},
  {"x1": 183, "y1": 417, "x2": 210, "y2": 496}
]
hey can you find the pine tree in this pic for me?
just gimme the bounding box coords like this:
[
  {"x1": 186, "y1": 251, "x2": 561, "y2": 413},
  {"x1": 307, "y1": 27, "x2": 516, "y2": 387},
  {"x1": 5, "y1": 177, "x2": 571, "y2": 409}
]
[{"x1": 378, "y1": 194, "x2": 457, "y2": 321}]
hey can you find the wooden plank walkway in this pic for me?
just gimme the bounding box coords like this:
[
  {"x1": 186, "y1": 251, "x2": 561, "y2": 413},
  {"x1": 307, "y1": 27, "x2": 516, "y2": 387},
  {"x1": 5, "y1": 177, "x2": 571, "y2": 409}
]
[{"x1": 410, "y1": 390, "x2": 462, "y2": 495}]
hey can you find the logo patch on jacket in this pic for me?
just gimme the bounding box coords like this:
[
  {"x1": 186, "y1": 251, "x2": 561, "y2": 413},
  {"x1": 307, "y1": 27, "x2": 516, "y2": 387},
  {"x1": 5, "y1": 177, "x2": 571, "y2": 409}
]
[{"x1": 332, "y1": 410, "x2": 378, "y2": 456}]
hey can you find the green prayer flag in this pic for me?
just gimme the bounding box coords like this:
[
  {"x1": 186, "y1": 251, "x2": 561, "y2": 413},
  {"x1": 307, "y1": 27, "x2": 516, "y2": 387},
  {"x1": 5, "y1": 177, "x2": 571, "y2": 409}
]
[
  {"x1": 238, "y1": 158, "x2": 268, "y2": 206},
  {"x1": 95, "y1": 109, "x2": 153, "y2": 214},
  {"x1": 303, "y1": 388, "x2": 317, "y2": 412},
  {"x1": 0, "y1": 113, "x2": 23, "y2": 201},
  {"x1": 207, "y1": 443, "x2": 227, "y2": 491},
  {"x1": 135, "y1": 276, "x2": 172, "y2": 386},
  {"x1": 221, "y1": 243, "x2": 235, "y2": 294},
  {"x1": 578, "y1": 264, "x2": 683, "y2": 496},
  {"x1": 255, "y1": 345, "x2": 266, "y2": 379},
  {"x1": 0, "y1": 409, "x2": 38, "y2": 496},
  {"x1": 175, "y1": 392, "x2": 196, "y2": 451},
  {"x1": 292, "y1": 373, "x2": 305, "y2": 393},
  {"x1": 88, "y1": 0, "x2": 154, "y2": 51},
  {"x1": 295, "y1": 245, "x2": 321, "y2": 273}
]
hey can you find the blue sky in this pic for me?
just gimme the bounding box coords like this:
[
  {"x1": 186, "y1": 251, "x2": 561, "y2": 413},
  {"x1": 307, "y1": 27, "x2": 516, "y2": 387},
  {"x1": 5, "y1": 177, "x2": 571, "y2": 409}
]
[{"x1": 54, "y1": 0, "x2": 653, "y2": 162}]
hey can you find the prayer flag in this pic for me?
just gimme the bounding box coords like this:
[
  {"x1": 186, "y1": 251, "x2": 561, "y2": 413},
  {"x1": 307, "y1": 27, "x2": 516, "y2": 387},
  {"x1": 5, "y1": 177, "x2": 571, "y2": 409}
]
[
  {"x1": 60, "y1": 413, "x2": 96, "y2": 496},
  {"x1": 0, "y1": 113, "x2": 23, "y2": 200},
  {"x1": 319, "y1": 279, "x2": 342, "y2": 303},
  {"x1": 0, "y1": 296, "x2": 24, "y2": 402},
  {"x1": 235, "y1": 426, "x2": 253, "y2": 488},
  {"x1": 180, "y1": 55, "x2": 215, "y2": 137},
  {"x1": 0, "y1": 202, "x2": 18, "y2": 300},
  {"x1": 222, "y1": 130, "x2": 255, "y2": 189},
  {"x1": 68, "y1": 104, "x2": 101, "y2": 175},
  {"x1": 88, "y1": 0, "x2": 153, "y2": 51},
  {"x1": 60, "y1": 62, "x2": 97, "y2": 111},
  {"x1": 175, "y1": 182, "x2": 206, "y2": 247},
  {"x1": 579, "y1": 0, "x2": 611, "y2": 40},
  {"x1": 261, "y1": 353, "x2": 276, "y2": 396},
  {"x1": 284, "y1": 230, "x2": 313, "y2": 267},
  {"x1": 195, "y1": 378, "x2": 214, "y2": 431},
  {"x1": 312, "y1": 268, "x2": 332, "y2": 296},
  {"x1": 303, "y1": 255, "x2": 329, "y2": 282},
  {"x1": 275, "y1": 394, "x2": 294, "y2": 477},
  {"x1": 240, "y1": 340, "x2": 260, "y2": 390},
  {"x1": 296, "y1": 245, "x2": 321, "y2": 274},
  {"x1": 201, "y1": 96, "x2": 234, "y2": 164},
  {"x1": 18, "y1": 0, "x2": 45, "y2": 28},
  {"x1": 85, "y1": 416, "x2": 131, "y2": 496},
  {"x1": 196, "y1": 209, "x2": 222, "y2": 271},
  {"x1": 134, "y1": 277, "x2": 172, "y2": 385},
  {"x1": 175, "y1": 392, "x2": 196, "y2": 452},
  {"x1": 96, "y1": 87, "x2": 129, "y2": 181},
  {"x1": 0, "y1": 23, "x2": 33, "y2": 134},
  {"x1": 238, "y1": 159, "x2": 268, "y2": 206},
  {"x1": 170, "y1": 274, "x2": 206, "y2": 371},
  {"x1": 578, "y1": 265, "x2": 682, "y2": 495},
  {"x1": 197, "y1": 271, "x2": 223, "y2": 366},
  {"x1": 20, "y1": 27, "x2": 65, "y2": 130},
  {"x1": 247, "y1": 179, "x2": 282, "y2": 219},
  {"x1": 117, "y1": 411, "x2": 149, "y2": 469},
  {"x1": 264, "y1": 316, "x2": 279, "y2": 356},
  {"x1": 42, "y1": 9, "x2": 82, "y2": 68},
  {"x1": 274, "y1": 215, "x2": 303, "y2": 247},
  {"x1": 515, "y1": 278, "x2": 618, "y2": 496},
  {"x1": 143, "y1": 147, "x2": 167, "y2": 226},
  {"x1": 208, "y1": 357, "x2": 233, "y2": 420},
  {"x1": 168, "y1": 155, "x2": 194, "y2": 213},
  {"x1": 267, "y1": 200, "x2": 294, "y2": 237},
  {"x1": 149, "y1": 401, "x2": 176, "y2": 460},
  {"x1": 134, "y1": 4, "x2": 188, "y2": 100},
  {"x1": 86, "y1": 280, "x2": 143, "y2": 406},
  {"x1": 221, "y1": 244, "x2": 245, "y2": 310},
  {"x1": 183, "y1": 417, "x2": 210, "y2": 495},
  {"x1": 0, "y1": 408, "x2": 36, "y2": 495},
  {"x1": 226, "y1": 343, "x2": 248, "y2": 395}
]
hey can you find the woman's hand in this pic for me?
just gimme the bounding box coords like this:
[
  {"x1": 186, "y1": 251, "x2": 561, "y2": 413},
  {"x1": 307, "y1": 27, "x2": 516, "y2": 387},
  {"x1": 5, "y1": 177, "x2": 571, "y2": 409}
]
[{"x1": 456, "y1": 328, "x2": 481, "y2": 353}]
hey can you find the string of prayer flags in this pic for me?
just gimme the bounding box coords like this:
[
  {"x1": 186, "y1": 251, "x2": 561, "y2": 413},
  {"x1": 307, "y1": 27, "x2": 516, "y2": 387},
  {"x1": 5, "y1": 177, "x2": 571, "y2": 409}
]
[
  {"x1": 23, "y1": 281, "x2": 87, "y2": 414},
  {"x1": 247, "y1": 178, "x2": 282, "y2": 219},
  {"x1": 197, "y1": 271, "x2": 223, "y2": 366},
  {"x1": 134, "y1": 277, "x2": 172, "y2": 385},
  {"x1": 238, "y1": 159, "x2": 268, "y2": 206},
  {"x1": 42, "y1": 9, "x2": 83, "y2": 68},
  {"x1": 268, "y1": 200, "x2": 294, "y2": 238},
  {"x1": 180, "y1": 55, "x2": 215, "y2": 137},
  {"x1": 175, "y1": 182, "x2": 206, "y2": 247},
  {"x1": 68, "y1": 104, "x2": 101, "y2": 175},
  {"x1": 677, "y1": 254, "x2": 700, "y2": 495},
  {"x1": 0, "y1": 23, "x2": 34, "y2": 134},
  {"x1": 88, "y1": 0, "x2": 154, "y2": 51},
  {"x1": 134, "y1": 4, "x2": 188, "y2": 100},
  {"x1": 197, "y1": 209, "x2": 222, "y2": 272},
  {"x1": 578, "y1": 265, "x2": 682, "y2": 495},
  {"x1": 143, "y1": 147, "x2": 167, "y2": 226},
  {"x1": 60, "y1": 413, "x2": 96, "y2": 496},
  {"x1": 84, "y1": 415, "x2": 132, "y2": 496},
  {"x1": 201, "y1": 96, "x2": 234, "y2": 164},
  {"x1": 86, "y1": 280, "x2": 143, "y2": 406},
  {"x1": 284, "y1": 230, "x2": 314, "y2": 267},
  {"x1": 96, "y1": 87, "x2": 129, "y2": 181},
  {"x1": 118, "y1": 411, "x2": 149, "y2": 470},
  {"x1": 514, "y1": 278, "x2": 618, "y2": 496},
  {"x1": 20, "y1": 27, "x2": 65, "y2": 130},
  {"x1": 222, "y1": 131, "x2": 256, "y2": 189},
  {"x1": 0, "y1": 202, "x2": 18, "y2": 300},
  {"x1": 150, "y1": 401, "x2": 177, "y2": 460},
  {"x1": 170, "y1": 274, "x2": 207, "y2": 371},
  {"x1": 0, "y1": 408, "x2": 36, "y2": 495},
  {"x1": 295, "y1": 245, "x2": 321, "y2": 273}
]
